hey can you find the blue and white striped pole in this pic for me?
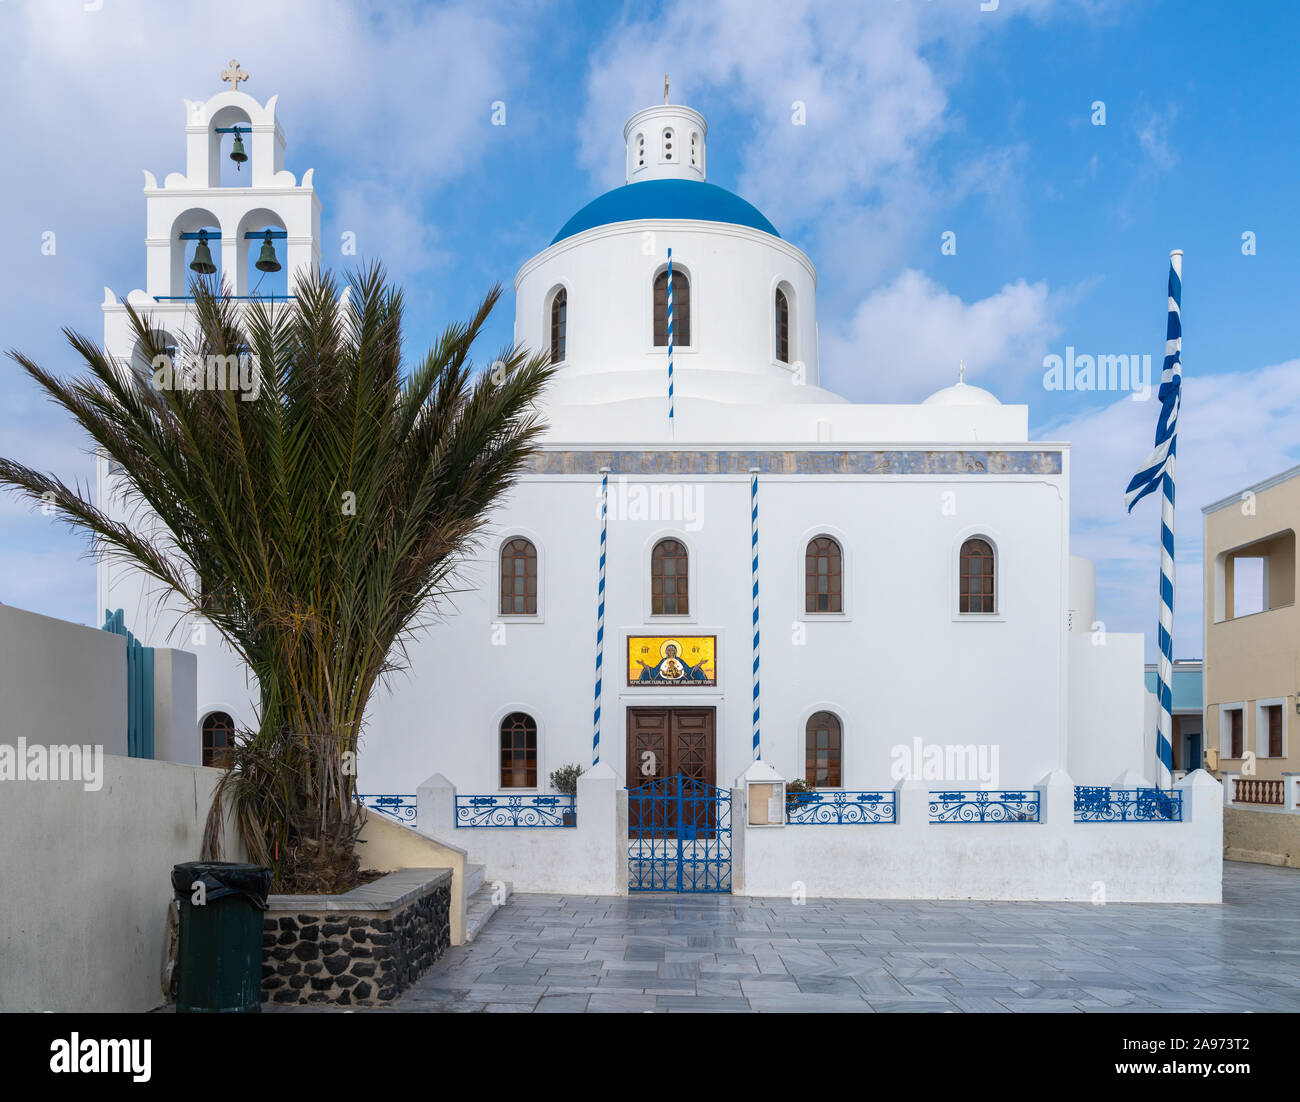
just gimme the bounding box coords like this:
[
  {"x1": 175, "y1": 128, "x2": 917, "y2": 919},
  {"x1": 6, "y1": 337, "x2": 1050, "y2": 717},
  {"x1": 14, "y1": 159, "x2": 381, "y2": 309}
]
[
  {"x1": 750, "y1": 466, "x2": 760, "y2": 760},
  {"x1": 1125, "y1": 249, "x2": 1183, "y2": 790},
  {"x1": 1153, "y1": 251, "x2": 1182, "y2": 790},
  {"x1": 593, "y1": 466, "x2": 610, "y2": 765},
  {"x1": 666, "y1": 249, "x2": 675, "y2": 431}
]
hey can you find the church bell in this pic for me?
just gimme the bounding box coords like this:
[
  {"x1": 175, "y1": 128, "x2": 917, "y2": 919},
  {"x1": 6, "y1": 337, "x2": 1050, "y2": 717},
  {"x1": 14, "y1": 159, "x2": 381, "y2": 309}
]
[
  {"x1": 230, "y1": 130, "x2": 248, "y2": 169},
  {"x1": 255, "y1": 230, "x2": 282, "y2": 273},
  {"x1": 189, "y1": 231, "x2": 217, "y2": 275}
]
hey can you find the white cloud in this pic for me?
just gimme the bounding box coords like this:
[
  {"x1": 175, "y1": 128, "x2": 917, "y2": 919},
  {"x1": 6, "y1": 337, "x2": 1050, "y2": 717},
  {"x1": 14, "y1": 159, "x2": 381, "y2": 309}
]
[
  {"x1": 1048, "y1": 359, "x2": 1300, "y2": 658},
  {"x1": 821, "y1": 268, "x2": 1065, "y2": 401},
  {"x1": 1135, "y1": 106, "x2": 1180, "y2": 174}
]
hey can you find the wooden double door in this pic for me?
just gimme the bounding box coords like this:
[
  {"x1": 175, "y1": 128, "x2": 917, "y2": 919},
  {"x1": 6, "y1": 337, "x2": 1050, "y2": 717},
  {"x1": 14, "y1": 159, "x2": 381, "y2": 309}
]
[{"x1": 626, "y1": 707, "x2": 717, "y2": 789}]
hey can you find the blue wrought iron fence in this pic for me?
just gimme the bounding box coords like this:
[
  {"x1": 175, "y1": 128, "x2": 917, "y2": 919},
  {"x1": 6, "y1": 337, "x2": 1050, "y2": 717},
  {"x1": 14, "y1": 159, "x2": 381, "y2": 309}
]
[
  {"x1": 786, "y1": 790, "x2": 896, "y2": 824},
  {"x1": 456, "y1": 793, "x2": 576, "y2": 828},
  {"x1": 1074, "y1": 786, "x2": 1183, "y2": 822},
  {"x1": 929, "y1": 790, "x2": 1040, "y2": 823},
  {"x1": 102, "y1": 609, "x2": 154, "y2": 759},
  {"x1": 359, "y1": 793, "x2": 418, "y2": 826}
]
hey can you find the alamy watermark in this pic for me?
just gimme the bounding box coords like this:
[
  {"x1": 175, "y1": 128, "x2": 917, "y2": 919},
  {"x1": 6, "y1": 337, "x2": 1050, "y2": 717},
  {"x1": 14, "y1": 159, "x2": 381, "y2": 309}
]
[
  {"x1": 598, "y1": 476, "x2": 703, "y2": 531},
  {"x1": 1042, "y1": 347, "x2": 1151, "y2": 400},
  {"x1": 151, "y1": 352, "x2": 262, "y2": 401},
  {"x1": 0, "y1": 738, "x2": 104, "y2": 791},
  {"x1": 890, "y1": 737, "x2": 1000, "y2": 785}
]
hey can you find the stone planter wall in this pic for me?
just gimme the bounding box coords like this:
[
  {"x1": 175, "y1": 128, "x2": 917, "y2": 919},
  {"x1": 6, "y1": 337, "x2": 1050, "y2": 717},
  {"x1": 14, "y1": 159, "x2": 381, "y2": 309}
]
[{"x1": 262, "y1": 868, "x2": 451, "y2": 1006}]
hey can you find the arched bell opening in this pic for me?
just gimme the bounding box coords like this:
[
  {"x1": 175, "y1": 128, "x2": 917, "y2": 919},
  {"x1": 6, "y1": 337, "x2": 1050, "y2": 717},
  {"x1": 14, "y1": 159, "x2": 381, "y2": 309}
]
[
  {"x1": 236, "y1": 209, "x2": 288, "y2": 298},
  {"x1": 208, "y1": 105, "x2": 254, "y2": 188},
  {"x1": 170, "y1": 208, "x2": 224, "y2": 297}
]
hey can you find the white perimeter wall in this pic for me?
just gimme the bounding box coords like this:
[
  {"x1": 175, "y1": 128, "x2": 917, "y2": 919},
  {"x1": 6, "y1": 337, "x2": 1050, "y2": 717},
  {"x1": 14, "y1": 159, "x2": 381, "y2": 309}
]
[
  {"x1": 739, "y1": 772, "x2": 1222, "y2": 903},
  {"x1": 0, "y1": 756, "x2": 243, "y2": 1012},
  {"x1": 0, "y1": 603, "x2": 127, "y2": 756},
  {"x1": 417, "y1": 765, "x2": 627, "y2": 895}
]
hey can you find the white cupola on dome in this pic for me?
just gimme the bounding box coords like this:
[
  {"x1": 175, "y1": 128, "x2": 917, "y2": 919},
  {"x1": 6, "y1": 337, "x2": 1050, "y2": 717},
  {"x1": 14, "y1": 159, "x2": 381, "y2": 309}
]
[
  {"x1": 923, "y1": 362, "x2": 1001, "y2": 407},
  {"x1": 625, "y1": 80, "x2": 706, "y2": 183}
]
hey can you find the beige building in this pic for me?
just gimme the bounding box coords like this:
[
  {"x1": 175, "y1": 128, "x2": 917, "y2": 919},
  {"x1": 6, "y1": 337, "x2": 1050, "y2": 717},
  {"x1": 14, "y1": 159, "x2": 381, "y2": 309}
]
[{"x1": 1203, "y1": 464, "x2": 1300, "y2": 805}]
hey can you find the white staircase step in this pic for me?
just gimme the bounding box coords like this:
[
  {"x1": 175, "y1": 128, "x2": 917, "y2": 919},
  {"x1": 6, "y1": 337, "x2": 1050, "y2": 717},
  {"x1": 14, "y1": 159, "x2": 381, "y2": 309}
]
[
  {"x1": 464, "y1": 877, "x2": 512, "y2": 943},
  {"x1": 464, "y1": 863, "x2": 486, "y2": 897}
]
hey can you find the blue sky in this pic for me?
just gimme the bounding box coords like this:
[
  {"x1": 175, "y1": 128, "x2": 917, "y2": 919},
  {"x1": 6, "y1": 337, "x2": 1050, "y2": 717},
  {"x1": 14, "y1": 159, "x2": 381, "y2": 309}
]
[{"x1": 1, "y1": 0, "x2": 1297, "y2": 661}]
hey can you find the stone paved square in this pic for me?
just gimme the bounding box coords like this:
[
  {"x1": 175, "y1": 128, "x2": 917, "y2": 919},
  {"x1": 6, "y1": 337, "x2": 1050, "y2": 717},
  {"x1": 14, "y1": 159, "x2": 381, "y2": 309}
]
[{"x1": 270, "y1": 862, "x2": 1300, "y2": 1012}]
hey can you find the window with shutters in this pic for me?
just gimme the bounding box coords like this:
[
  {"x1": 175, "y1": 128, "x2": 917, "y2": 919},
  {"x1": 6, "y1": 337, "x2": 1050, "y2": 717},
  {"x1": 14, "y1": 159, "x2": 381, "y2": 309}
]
[
  {"x1": 805, "y1": 536, "x2": 843, "y2": 613},
  {"x1": 959, "y1": 537, "x2": 996, "y2": 614},
  {"x1": 651, "y1": 538, "x2": 689, "y2": 615},
  {"x1": 500, "y1": 538, "x2": 538, "y2": 615},
  {"x1": 653, "y1": 269, "x2": 691, "y2": 347},
  {"x1": 499, "y1": 712, "x2": 538, "y2": 788},
  {"x1": 805, "y1": 711, "x2": 843, "y2": 788},
  {"x1": 549, "y1": 288, "x2": 567, "y2": 364}
]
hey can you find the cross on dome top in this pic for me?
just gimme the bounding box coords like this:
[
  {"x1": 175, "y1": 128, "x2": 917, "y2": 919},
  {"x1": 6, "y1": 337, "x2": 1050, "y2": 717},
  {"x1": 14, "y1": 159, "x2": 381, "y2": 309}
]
[{"x1": 221, "y1": 60, "x2": 249, "y2": 93}]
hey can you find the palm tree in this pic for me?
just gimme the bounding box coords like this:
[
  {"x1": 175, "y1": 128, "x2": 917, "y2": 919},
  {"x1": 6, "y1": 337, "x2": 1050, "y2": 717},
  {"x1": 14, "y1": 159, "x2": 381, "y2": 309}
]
[{"x1": 0, "y1": 267, "x2": 554, "y2": 892}]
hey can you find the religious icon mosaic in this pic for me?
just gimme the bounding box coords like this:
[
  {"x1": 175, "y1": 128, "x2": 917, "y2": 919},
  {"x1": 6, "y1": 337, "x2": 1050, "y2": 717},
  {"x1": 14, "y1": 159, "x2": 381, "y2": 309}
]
[{"x1": 627, "y1": 635, "x2": 717, "y2": 686}]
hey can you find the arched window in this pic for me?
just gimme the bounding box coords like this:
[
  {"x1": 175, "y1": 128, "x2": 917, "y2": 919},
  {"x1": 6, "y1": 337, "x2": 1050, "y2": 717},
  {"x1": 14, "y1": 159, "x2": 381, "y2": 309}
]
[
  {"x1": 653, "y1": 269, "x2": 691, "y2": 347},
  {"x1": 549, "y1": 288, "x2": 567, "y2": 364},
  {"x1": 500, "y1": 538, "x2": 538, "y2": 615},
  {"x1": 662, "y1": 127, "x2": 675, "y2": 161},
  {"x1": 651, "y1": 538, "x2": 689, "y2": 615},
  {"x1": 202, "y1": 711, "x2": 235, "y2": 769},
  {"x1": 636, "y1": 132, "x2": 646, "y2": 168},
  {"x1": 499, "y1": 712, "x2": 538, "y2": 788},
  {"x1": 805, "y1": 712, "x2": 842, "y2": 788},
  {"x1": 690, "y1": 131, "x2": 700, "y2": 167},
  {"x1": 959, "y1": 537, "x2": 996, "y2": 613},
  {"x1": 805, "y1": 536, "x2": 843, "y2": 613},
  {"x1": 775, "y1": 288, "x2": 790, "y2": 363}
]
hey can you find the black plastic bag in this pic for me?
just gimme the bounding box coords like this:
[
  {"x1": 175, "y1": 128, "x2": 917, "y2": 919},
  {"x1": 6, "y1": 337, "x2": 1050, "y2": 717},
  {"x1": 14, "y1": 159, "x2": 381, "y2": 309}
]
[{"x1": 171, "y1": 861, "x2": 273, "y2": 910}]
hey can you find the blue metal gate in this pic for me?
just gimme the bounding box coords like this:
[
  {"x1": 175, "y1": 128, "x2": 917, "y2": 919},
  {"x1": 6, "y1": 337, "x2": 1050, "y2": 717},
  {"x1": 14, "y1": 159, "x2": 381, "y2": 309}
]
[
  {"x1": 102, "y1": 608, "x2": 154, "y2": 759},
  {"x1": 627, "y1": 774, "x2": 731, "y2": 893}
]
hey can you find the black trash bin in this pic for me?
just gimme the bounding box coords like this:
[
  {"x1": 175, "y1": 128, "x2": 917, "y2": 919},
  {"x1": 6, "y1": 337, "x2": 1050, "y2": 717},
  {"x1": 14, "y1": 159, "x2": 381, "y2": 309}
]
[{"x1": 171, "y1": 861, "x2": 273, "y2": 1013}]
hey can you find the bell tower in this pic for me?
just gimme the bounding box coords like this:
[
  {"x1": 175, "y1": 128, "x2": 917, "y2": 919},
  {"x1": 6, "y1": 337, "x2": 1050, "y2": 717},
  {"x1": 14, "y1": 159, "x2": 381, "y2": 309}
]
[
  {"x1": 623, "y1": 80, "x2": 707, "y2": 184},
  {"x1": 133, "y1": 61, "x2": 322, "y2": 301}
]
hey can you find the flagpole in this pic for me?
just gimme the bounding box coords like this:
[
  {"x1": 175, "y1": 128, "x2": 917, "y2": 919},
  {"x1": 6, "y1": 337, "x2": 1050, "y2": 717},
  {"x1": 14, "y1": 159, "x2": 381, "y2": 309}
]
[
  {"x1": 1154, "y1": 249, "x2": 1182, "y2": 789},
  {"x1": 750, "y1": 466, "x2": 761, "y2": 761},
  {"x1": 666, "y1": 248, "x2": 675, "y2": 439},
  {"x1": 592, "y1": 466, "x2": 610, "y2": 765}
]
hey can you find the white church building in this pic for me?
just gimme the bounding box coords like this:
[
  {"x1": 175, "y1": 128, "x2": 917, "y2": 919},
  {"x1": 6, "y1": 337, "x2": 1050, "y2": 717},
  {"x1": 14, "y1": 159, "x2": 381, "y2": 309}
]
[{"x1": 96, "y1": 75, "x2": 1222, "y2": 903}]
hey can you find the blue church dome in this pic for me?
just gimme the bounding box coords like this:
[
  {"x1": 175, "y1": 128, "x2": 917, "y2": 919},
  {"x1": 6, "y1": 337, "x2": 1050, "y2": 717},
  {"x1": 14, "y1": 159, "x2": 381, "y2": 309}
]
[{"x1": 552, "y1": 179, "x2": 780, "y2": 245}]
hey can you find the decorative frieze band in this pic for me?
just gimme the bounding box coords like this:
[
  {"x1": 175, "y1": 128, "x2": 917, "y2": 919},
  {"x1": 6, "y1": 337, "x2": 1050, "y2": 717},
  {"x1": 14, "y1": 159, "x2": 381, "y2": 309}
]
[{"x1": 524, "y1": 449, "x2": 1063, "y2": 476}]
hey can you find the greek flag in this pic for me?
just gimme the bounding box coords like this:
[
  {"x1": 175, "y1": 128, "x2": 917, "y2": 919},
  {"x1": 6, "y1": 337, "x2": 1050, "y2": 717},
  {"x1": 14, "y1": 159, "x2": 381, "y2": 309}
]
[
  {"x1": 1125, "y1": 258, "x2": 1182, "y2": 511},
  {"x1": 1125, "y1": 252, "x2": 1183, "y2": 789}
]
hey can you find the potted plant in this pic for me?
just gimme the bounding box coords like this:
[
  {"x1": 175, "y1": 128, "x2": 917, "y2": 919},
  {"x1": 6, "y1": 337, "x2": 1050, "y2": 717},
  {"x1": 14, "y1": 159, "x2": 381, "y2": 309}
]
[
  {"x1": 785, "y1": 777, "x2": 814, "y2": 821},
  {"x1": 549, "y1": 763, "x2": 584, "y2": 826}
]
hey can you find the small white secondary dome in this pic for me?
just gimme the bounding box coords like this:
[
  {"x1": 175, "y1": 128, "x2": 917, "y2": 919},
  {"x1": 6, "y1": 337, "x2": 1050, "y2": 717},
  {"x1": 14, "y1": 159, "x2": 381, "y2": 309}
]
[{"x1": 922, "y1": 379, "x2": 1001, "y2": 407}]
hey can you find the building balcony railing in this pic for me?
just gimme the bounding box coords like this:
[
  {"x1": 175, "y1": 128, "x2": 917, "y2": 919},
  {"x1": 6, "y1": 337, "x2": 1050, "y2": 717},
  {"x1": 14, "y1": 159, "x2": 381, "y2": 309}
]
[
  {"x1": 786, "y1": 790, "x2": 896, "y2": 825},
  {"x1": 455, "y1": 793, "x2": 576, "y2": 828},
  {"x1": 359, "y1": 793, "x2": 417, "y2": 826},
  {"x1": 929, "y1": 790, "x2": 1040, "y2": 823},
  {"x1": 1234, "y1": 778, "x2": 1285, "y2": 806},
  {"x1": 1074, "y1": 786, "x2": 1183, "y2": 822}
]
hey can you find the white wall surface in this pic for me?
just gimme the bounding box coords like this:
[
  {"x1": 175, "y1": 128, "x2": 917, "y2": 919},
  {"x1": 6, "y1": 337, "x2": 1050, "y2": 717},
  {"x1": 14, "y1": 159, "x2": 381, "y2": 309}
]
[
  {"x1": 416, "y1": 765, "x2": 627, "y2": 896},
  {"x1": 0, "y1": 603, "x2": 127, "y2": 757},
  {"x1": 1067, "y1": 631, "x2": 1148, "y2": 784},
  {"x1": 360, "y1": 461, "x2": 1069, "y2": 797},
  {"x1": 153, "y1": 647, "x2": 199, "y2": 765},
  {"x1": 0, "y1": 756, "x2": 243, "y2": 1012},
  {"x1": 739, "y1": 772, "x2": 1221, "y2": 903}
]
